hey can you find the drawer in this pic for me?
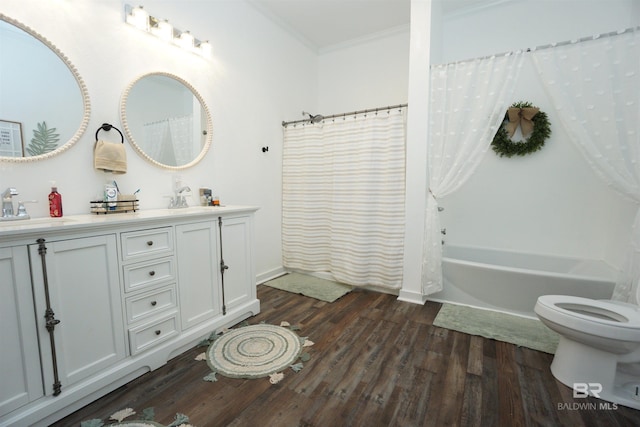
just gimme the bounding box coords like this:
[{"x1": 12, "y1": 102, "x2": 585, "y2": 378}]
[
  {"x1": 121, "y1": 228, "x2": 173, "y2": 261},
  {"x1": 123, "y1": 257, "x2": 175, "y2": 292},
  {"x1": 129, "y1": 314, "x2": 179, "y2": 355},
  {"x1": 125, "y1": 286, "x2": 177, "y2": 324}
]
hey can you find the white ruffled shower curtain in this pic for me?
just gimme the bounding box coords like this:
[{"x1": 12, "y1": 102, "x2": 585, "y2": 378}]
[
  {"x1": 168, "y1": 115, "x2": 194, "y2": 166},
  {"x1": 282, "y1": 108, "x2": 406, "y2": 289},
  {"x1": 143, "y1": 115, "x2": 194, "y2": 166},
  {"x1": 421, "y1": 52, "x2": 524, "y2": 294},
  {"x1": 531, "y1": 29, "x2": 640, "y2": 303},
  {"x1": 143, "y1": 119, "x2": 172, "y2": 164}
]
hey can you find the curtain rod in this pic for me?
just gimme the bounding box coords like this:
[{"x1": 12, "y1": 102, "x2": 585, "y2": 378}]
[
  {"x1": 282, "y1": 103, "x2": 408, "y2": 127},
  {"x1": 432, "y1": 25, "x2": 639, "y2": 67}
]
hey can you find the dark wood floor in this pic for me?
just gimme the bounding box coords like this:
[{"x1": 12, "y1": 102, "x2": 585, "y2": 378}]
[{"x1": 53, "y1": 286, "x2": 640, "y2": 427}]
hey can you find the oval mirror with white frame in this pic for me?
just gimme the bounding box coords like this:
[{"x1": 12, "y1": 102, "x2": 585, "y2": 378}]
[
  {"x1": 121, "y1": 72, "x2": 213, "y2": 170},
  {"x1": 0, "y1": 14, "x2": 90, "y2": 162}
]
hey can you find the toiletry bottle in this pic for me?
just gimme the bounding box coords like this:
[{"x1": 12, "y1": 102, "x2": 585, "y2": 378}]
[
  {"x1": 105, "y1": 180, "x2": 118, "y2": 211},
  {"x1": 49, "y1": 184, "x2": 63, "y2": 217}
]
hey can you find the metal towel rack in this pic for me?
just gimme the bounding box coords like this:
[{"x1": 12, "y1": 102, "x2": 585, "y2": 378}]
[{"x1": 95, "y1": 123, "x2": 124, "y2": 143}]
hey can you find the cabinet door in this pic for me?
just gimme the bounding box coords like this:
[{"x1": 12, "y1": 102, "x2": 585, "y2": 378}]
[
  {"x1": 176, "y1": 221, "x2": 221, "y2": 329},
  {"x1": 0, "y1": 247, "x2": 43, "y2": 417},
  {"x1": 220, "y1": 215, "x2": 256, "y2": 310},
  {"x1": 29, "y1": 235, "x2": 125, "y2": 394}
]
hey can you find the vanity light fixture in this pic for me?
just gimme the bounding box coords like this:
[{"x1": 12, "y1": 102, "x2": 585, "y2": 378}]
[{"x1": 124, "y1": 4, "x2": 211, "y2": 57}]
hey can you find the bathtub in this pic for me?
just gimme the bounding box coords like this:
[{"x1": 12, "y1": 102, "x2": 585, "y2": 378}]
[{"x1": 429, "y1": 245, "x2": 618, "y2": 319}]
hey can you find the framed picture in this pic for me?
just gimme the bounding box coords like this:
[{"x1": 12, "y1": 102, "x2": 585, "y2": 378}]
[{"x1": 0, "y1": 120, "x2": 24, "y2": 157}]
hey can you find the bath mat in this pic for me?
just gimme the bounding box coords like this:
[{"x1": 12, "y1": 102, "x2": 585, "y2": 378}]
[
  {"x1": 263, "y1": 272, "x2": 352, "y2": 302},
  {"x1": 433, "y1": 303, "x2": 559, "y2": 354},
  {"x1": 196, "y1": 322, "x2": 313, "y2": 384}
]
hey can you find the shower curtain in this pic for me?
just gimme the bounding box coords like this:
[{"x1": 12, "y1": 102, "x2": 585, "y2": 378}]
[
  {"x1": 532, "y1": 29, "x2": 640, "y2": 304},
  {"x1": 143, "y1": 115, "x2": 194, "y2": 166},
  {"x1": 282, "y1": 107, "x2": 406, "y2": 289},
  {"x1": 143, "y1": 119, "x2": 174, "y2": 165},
  {"x1": 421, "y1": 52, "x2": 524, "y2": 295},
  {"x1": 167, "y1": 115, "x2": 194, "y2": 166}
]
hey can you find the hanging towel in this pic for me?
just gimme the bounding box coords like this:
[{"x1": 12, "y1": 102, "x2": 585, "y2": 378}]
[{"x1": 94, "y1": 139, "x2": 127, "y2": 174}]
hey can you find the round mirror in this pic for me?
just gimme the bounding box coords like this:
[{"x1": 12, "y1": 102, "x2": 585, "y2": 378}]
[
  {"x1": 0, "y1": 14, "x2": 90, "y2": 162},
  {"x1": 121, "y1": 72, "x2": 213, "y2": 170}
]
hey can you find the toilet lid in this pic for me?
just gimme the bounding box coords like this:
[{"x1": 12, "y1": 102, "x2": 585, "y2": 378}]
[{"x1": 537, "y1": 295, "x2": 640, "y2": 329}]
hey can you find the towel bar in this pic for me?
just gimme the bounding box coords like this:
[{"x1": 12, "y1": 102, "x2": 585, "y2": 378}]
[{"x1": 95, "y1": 123, "x2": 124, "y2": 143}]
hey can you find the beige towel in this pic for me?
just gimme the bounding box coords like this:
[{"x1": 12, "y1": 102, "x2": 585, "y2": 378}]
[{"x1": 94, "y1": 139, "x2": 127, "y2": 174}]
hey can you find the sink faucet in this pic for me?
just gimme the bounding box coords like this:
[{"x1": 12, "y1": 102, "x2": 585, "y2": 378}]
[
  {"x1": 169, "y1": 186, "x2": 191, "y2": 209},
  {"x1": 2, "y1": 187, "x2": 18, "y2": 217}
]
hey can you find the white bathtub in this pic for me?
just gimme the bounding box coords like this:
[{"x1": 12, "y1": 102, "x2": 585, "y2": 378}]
[{"x1": 429, "y1": 245, "x2": 618, "y2": 319}]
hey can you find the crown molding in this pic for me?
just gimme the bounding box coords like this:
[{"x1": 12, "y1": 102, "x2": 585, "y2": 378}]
[
  {"x1": 246, "y1": 0, "x2": 319, "y2": 53},
  {"x1": 318, "y1": 23, "x2": 410, "y2": 55}
]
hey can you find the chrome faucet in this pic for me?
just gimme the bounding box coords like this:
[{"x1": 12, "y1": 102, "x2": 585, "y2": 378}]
[
  {"x1": 1, "y1": 188, "x2": 33, "y2": 221},
  {"x1": 169, "y1": 186, "x2": 191, "y2": 209},
  {"x1": 2, "y1": 187, "x2": 18, "y2": 218}
]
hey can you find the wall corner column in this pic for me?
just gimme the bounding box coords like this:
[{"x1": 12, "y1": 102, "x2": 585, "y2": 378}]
[{"x1": 398, "y1": 0, "x2": 432, "y2": 305}]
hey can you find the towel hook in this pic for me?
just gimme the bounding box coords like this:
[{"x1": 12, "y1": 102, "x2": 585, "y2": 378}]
[{"x1": 95, "y1": 123, "x2": 124, "y2": 144}]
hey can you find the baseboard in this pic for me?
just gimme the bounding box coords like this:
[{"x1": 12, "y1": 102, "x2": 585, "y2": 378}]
[
  {"x1": 397, "y1": 289, "x2": 429, "y2": 305},
  {"x1": 256, "y1": 266, "x2": 287, "y2": 285}
]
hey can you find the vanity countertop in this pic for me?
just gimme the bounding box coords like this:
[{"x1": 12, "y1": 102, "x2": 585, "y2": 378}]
[{"x1": 0, "y1": 205, "x2": 259, "y2": 239}]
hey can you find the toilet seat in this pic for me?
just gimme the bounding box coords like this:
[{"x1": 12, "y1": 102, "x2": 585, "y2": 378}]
[
  {"x1": 536, "y1": 295, "x2": 640, "y2": 341},
  {"x1": 535, "y1": 295, "x2": 640, "y2": 410}
]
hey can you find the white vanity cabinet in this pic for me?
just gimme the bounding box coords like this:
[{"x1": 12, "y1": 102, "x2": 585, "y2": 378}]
[
  {"x1": 28, "y1": 235, "x2": 126, "y2": 394},
  {"x1": 176, "y1": 213, "x2": 256, "y2": 328},
  {"x1": 218, "y1": 214, "x2": 256, "y2": 312},
  {"x1": 176, "y1": 220, "x2": 221, "y2": 329},
  {"x1": 0, "y1": 247, "x2": 43, "y2": 417},
  {"x1": 0, "y1": 206, "x2": 259, "y2": 427},
  {"x1": 121, "y1": 227, "x2": 179, "y2": 355}
]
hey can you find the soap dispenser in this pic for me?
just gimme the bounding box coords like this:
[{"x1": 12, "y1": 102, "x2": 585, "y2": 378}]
[{"x1": 48, "y1": 182, "x2": 63, "y2": 217}]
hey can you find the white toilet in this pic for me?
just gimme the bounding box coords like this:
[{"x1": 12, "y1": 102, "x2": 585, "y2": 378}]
[{"x1": 534, "y1": 295, "x2": 640, "y2": 410}]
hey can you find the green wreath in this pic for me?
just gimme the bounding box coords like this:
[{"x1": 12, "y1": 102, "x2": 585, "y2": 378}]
[{"x1": 491, "y1": 101, "x2": 551, "y2": 157}]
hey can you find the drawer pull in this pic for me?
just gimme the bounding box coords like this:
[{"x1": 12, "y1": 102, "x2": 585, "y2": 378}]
[
  {"x1": 150, "y1": 300, "x2": 157, "y2": 306},
  {"x1": 155, "y1": 330, "x2": 161, "y2": 335},
  {"x1": 146, "y1": 240, "x2": 154, "y2": 246},
  {"x1": 148, "y1": 270, "x2": 156, "y2": 276}
]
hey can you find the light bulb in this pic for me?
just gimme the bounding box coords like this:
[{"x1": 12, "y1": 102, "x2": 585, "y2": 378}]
[
  {"x1": 152, "y1": 19, "x2": 173, "y2": 42},
  {"x1": 198, "y1": 40, "x2": 212, "y2": 57},
  {"x1": 177, "y1": 31, "x2": 195, "y2": 50},
  {"x1": 126, "y1": 5, "x2": 149, "y2": 31}
]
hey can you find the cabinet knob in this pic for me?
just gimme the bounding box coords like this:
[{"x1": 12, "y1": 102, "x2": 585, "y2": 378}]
[
  {"x1": 149, "y1": 270, "x2": 156, "y2": 276},
  {"x1": 155, "y1": 330, "x2": 161, "y2": 335},
  {"x1": 146, "y1": 240, "x2": 154, "y2": 246},
  {"x1": 150, "y1": 300, "x2": 157, "y2": 306}
]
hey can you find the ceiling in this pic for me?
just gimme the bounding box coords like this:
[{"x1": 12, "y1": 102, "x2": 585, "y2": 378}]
[{"x1": 249, "y1": 0, "x2": 504, "y2": 52}]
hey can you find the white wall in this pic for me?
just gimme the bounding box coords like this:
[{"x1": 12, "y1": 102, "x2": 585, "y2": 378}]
[
  {"x1": 431, "y1": 0, "x2": 639, "y2": 268},
  {"x1": 437, "y1": 0, "x2": 640, "y2": 64},
  {"x1": 317, "y1": 27, "x2": 410, "y2": 114},
  {"x1": 0, "y1": 0, "x2": 317, "y2": 280}
]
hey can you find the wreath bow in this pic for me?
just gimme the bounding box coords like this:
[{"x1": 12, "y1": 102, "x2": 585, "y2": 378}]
[{"x1": 505, "y1": 107, "x2": 539, "y2": 138}]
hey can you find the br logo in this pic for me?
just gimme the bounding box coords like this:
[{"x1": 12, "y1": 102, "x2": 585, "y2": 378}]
[{"x1": 573, "y1": 383, "x2": 602, "y2": 398}]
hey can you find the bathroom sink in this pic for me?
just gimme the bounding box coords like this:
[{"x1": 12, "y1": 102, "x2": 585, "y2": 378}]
[
  {"x1": 164, "y1": 206, "x2": 225, "y2": 214},
  {"x1": 0, "y1": 217, "x2": 76, "y2": 227}
]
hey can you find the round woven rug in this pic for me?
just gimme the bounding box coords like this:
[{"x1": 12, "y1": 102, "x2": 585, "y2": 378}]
[{"x1": 206, "y1": 324, "x2": 303, "y2": 379}]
